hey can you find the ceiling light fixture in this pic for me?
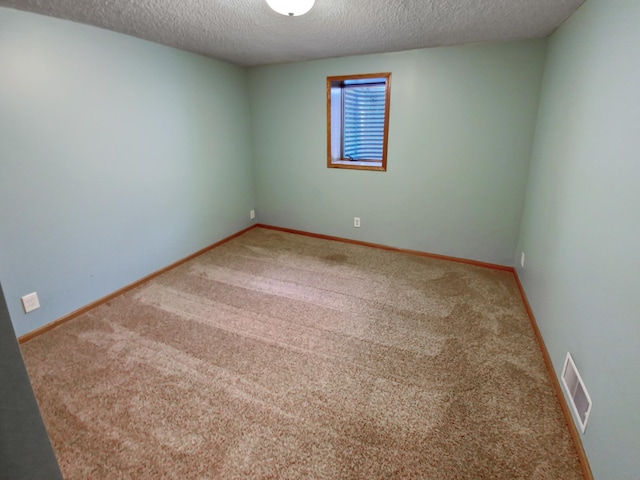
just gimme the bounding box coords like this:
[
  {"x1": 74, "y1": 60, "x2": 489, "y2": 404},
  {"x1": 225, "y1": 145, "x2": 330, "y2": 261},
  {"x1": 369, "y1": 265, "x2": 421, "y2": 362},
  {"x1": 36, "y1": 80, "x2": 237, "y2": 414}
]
[{"x1": 266, "y1": 0, "x2": 315, "y2": 17}]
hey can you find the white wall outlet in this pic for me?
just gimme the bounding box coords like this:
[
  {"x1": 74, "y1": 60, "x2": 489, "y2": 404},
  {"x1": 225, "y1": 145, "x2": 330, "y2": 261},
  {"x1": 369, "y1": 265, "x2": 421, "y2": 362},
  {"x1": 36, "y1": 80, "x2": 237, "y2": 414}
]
[
  {"x1": 354, "y1": 217, "x2": 361, "y2": 228},
  {"x1": 250, "y1": 209, "x2": 255, "y2": 220},
  {"x1": 520, "y1": 252, "x2": 525, "y2": 268},
  {"x1": 21, "y1": 292, "x2": 40, "y2": 313}
]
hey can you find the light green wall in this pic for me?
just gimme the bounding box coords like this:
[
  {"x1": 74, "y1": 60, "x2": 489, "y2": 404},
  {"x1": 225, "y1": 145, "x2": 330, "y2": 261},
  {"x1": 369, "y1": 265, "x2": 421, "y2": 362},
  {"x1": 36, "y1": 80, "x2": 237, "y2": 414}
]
[
  {"x1": 516, "y1": 1, "x2": 640, "y2": 478},
  {"x1": 249, "y1": 41, "x2": 547, "y2": 266},
  {"x1": 0, "y1": 8, "x2": 255, "y2": 336}
]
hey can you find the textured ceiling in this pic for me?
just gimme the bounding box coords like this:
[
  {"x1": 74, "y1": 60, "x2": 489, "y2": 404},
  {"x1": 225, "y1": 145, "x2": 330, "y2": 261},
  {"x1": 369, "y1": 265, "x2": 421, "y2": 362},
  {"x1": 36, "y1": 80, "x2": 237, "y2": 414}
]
[{"x1": 0, "y1": 0, "x2": 584, "y2": 67}]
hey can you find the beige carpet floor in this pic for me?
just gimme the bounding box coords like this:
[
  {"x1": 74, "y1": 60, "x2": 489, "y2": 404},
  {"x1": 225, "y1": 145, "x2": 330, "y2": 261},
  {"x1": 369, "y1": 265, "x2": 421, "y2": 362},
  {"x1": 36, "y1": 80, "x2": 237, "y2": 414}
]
[{"x1": 21, "y1": 227, "x2": 583, "y2": 479}]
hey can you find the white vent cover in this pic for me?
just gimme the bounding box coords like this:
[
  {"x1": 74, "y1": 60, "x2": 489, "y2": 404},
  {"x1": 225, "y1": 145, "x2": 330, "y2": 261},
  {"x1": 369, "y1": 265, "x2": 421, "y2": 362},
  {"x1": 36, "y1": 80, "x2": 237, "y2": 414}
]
[{"x1": 561, "y1": 352, "x2": 592, "y2": 433}]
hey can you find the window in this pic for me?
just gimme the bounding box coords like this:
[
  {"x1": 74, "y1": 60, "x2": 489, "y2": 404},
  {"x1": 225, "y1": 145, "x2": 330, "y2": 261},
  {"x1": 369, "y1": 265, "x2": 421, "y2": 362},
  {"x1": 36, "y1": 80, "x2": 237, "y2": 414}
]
[{"x1": 327, "y1": 73, "x2": 391, "y2": 171}]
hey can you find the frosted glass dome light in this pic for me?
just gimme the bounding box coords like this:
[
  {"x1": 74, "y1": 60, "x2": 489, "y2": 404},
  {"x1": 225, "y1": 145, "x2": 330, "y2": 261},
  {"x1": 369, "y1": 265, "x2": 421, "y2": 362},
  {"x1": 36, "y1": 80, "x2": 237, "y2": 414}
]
[{"x1": 266, "y1": 0, "x2": 315, "y2": 16}]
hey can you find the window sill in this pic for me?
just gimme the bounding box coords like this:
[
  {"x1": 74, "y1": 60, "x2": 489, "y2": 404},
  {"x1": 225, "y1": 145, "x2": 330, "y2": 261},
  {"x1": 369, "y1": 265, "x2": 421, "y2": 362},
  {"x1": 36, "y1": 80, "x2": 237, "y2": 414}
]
[{"x1": 328, "y1": 159, "x2": 385, "y2": 171}]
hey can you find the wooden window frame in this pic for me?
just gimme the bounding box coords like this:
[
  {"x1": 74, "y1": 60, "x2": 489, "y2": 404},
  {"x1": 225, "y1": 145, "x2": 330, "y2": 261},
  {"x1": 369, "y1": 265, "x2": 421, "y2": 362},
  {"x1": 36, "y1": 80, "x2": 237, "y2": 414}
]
[{"x1": 326, "y1": 72, "x2": 391, "y2": 172}]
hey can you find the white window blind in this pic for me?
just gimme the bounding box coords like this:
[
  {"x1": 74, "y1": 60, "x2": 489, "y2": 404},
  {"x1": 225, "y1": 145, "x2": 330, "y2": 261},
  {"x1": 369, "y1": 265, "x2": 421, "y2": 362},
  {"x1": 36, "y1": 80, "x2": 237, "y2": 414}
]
[{"x1": 342, "y1": 82, "x2": 386, "y2": 161}]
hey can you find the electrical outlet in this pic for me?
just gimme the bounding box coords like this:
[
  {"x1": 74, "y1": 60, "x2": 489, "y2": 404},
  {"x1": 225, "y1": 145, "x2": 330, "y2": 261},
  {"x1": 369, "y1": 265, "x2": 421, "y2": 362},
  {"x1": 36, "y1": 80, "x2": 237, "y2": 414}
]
[
  {"x1": 354, "y1": 217, "x2": 361, "y2": 228},
  {"x1": 520, "y1": 252, "x2": 525, "y2": 268},
  {"x1": 21, "y1": 292, "x2": 40, "y2": 313},
  {"x1": 250, "y1": 209, "x2": 255, "y2": 220}
]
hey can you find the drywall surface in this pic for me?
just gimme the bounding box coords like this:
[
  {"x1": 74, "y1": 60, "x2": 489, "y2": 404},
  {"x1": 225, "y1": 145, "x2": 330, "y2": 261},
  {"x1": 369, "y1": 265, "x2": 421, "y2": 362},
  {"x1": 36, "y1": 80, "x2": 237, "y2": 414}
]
[
  {"x1": 249, "y1": 40, "x2": 546, "y2": 266},
  {"x1": 516, "y1": 0, "x2": 640, "y2": 478},
  {"x1": 0, "y1": 8, "x2": 255, "y2": 336},
  {"x1": 0, "y1": 282, "x2": 62, "y2": 479}
]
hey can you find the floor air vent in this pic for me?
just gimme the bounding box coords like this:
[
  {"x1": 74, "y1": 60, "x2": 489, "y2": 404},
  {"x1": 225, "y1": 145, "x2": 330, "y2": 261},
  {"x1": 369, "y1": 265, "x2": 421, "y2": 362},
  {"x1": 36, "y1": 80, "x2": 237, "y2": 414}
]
[{"x1": 561, "y1": 352, "x2": 592, "y2": 433}]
